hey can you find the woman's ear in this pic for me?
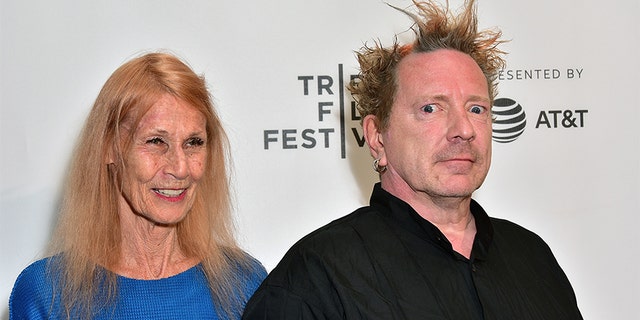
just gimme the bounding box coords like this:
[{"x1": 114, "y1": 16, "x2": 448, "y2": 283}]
[{"x1": 106, "y1": 145, "x2": 116, "y2": 165}]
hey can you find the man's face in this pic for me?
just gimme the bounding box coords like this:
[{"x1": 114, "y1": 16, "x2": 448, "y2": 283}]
[{"x1": 375, "y1": 49, "x2": 492, "y2": 201}]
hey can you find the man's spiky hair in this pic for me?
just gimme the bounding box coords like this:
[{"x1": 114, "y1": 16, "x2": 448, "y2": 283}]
[{"x1": 348, "y1": 0, "x2": 506, "y2": 129}]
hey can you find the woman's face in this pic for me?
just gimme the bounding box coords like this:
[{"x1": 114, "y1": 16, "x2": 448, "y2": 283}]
[{"x1": 118, "y1": 94, "x2": 207, "y2": 225}]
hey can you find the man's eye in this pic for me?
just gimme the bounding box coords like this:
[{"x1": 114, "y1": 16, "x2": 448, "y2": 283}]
[
  {"x1": 470, "y1": 105, "x2": 484, "y2": 114},
  {"x1": 146, "y1": 137, "x2": 164, "y2": 145},
  {"x1": 421, "y1": 104, "x2": 436, "y2": 113}
]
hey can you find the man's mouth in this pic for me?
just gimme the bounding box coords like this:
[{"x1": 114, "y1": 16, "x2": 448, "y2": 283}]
[{"x1": 439, "y1": 154, "x2": 475, "y2": 163}]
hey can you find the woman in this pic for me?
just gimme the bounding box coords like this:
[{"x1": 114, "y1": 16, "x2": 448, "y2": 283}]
[{"x1": 9, "y1": 52, "x2": 266, "y2": 319}]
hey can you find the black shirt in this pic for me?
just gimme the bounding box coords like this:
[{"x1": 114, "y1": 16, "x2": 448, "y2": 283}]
[{"x1": 243, "y1": 183, "x2": 582, "y2": 319}]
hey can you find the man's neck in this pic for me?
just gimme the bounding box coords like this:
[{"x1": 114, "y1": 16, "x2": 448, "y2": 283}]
[{"x1": 382, "y1": 183, "x2": 477, "y2": 259}]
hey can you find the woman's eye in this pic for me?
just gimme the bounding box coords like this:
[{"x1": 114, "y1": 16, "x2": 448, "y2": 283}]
[
  {"x1": 146, "y1": 137, "x2": 164, "y2": 145},
  {"x1": 186, "y1": 137, "x2": 205, "y2": 147},
  {"x1": 421, "y1": 104, "x2": 436, "y2": 113}
]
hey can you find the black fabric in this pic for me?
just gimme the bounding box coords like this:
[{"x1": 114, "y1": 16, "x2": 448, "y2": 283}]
[{"x1": 243, "y1": 183, "x2": 582, "y2": 319}]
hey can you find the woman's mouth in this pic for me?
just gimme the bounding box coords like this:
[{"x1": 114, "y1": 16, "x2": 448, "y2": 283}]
[{"x1": 153, "y1": 188, "x2": 187, "y2": 202}]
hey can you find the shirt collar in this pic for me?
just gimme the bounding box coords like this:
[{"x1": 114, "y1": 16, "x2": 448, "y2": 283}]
[{"x1": 369, "y1": 183, "x2": 494, "y2": 261}]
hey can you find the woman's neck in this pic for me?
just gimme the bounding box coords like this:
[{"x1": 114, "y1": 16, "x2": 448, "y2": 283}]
[{"x1": 114, "y1": 216, "x2": 198, "y2": 279}]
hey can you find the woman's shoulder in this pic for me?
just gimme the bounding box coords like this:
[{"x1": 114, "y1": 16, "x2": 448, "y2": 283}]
[
  {"x1": 236, "y1": 251, "x2": 267, "y2": 281},
  {"x1": 10, "y1": 257, "x2": 61, "y2": 319},
  {"x1": 226, "y1": 250, "x2": 267, "y2": 296},
  {"x1": 11, "y1": 257, "x2": 52, "y2": 292}
]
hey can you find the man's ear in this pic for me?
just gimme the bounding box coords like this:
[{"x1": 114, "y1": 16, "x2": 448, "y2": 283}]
[{"x1": 363, "y1": 114, "x2": 386, "y2": 165}]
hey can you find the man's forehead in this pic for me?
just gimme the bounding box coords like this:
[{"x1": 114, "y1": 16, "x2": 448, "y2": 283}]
[{"x1": 395, "y1": 50, "x2": 488, "y2": 92}]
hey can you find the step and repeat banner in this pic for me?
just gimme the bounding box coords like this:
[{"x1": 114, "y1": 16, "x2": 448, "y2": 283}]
[{"x1": 1, "y1": 0, "x2": 638, "y2": 318}]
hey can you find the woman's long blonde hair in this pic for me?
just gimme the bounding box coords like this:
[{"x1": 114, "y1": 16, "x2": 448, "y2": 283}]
[{"x1": 47, "y1": 52, "x2": 251, "y2": 319}]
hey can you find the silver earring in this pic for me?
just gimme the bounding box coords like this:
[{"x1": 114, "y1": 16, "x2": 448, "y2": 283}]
[{"x1": 373, "y1": 158, "x2": 387, "y2": 173}]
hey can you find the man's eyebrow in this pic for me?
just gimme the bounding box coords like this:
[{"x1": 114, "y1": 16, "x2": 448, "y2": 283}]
[{"x1": 428, "y1": 94, "x2": 490, "y2": 104}]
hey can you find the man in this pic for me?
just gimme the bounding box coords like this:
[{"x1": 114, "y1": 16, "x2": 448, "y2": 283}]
[{"x1": 243, "y1": 0, "x2": 583, "y2": 319}]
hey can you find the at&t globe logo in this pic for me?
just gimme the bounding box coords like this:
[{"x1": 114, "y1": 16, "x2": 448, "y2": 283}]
[{"x1": 492, "y1": 98, "x2": 526, "y2": 143}]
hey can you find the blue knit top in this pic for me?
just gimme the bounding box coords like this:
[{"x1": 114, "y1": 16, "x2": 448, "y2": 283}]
[{"x1": 9, "y1": 257, "x2": 267, "y2": 319}]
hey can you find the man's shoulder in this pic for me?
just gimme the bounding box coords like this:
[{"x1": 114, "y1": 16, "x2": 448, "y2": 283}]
[
  {"x1": 489, "y1": 217, "x2": 556, "y2": 256},
  {"x1": 267, "y1": 206, "x2": 389, "y2": 276},
  {"x1": 291, "y1": 205, "x2": 384, "y2": 251},
  {"x1": 490, "y1": 217, "x2": 544, "y2": 239},
  {"x1": 248, "y1": 206, "x2": 392, "y2": 316}
]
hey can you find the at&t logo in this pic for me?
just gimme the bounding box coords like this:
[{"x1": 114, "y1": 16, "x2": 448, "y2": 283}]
[
  {"x1": 492, "y1": 98, "x2": 526, "y2": 143},
  {"x1": 492, "y1": 97, "x2": 590, "y2": 143}
]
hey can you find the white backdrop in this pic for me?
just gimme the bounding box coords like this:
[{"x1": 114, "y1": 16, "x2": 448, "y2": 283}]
[{"x1": 1, "y1": 0, "x2": 638, "y2": 319}]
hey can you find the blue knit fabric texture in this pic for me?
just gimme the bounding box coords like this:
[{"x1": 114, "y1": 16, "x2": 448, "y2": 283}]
[{"x1": 9, "y1": 257, "x2": 267, "y2": 319}]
